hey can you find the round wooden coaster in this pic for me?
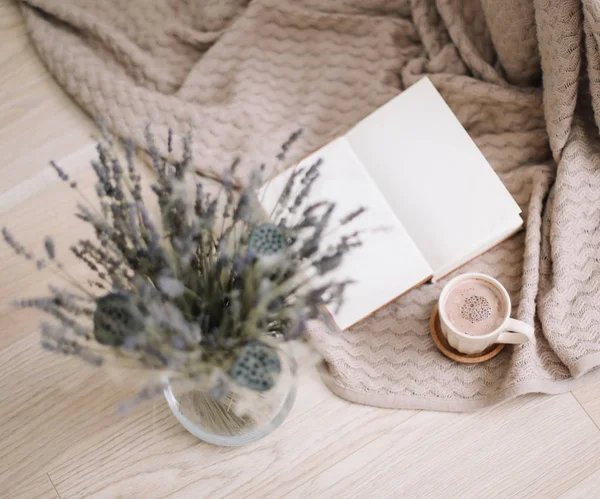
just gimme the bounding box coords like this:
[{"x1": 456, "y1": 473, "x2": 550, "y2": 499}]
[{"x1": 430, "y1": 303, "x2": 504, "y2": 364}]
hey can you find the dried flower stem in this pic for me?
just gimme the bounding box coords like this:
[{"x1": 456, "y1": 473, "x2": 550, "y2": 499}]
[{"x1": 5, "y1": 125, "x2": 365, "y2": 411}]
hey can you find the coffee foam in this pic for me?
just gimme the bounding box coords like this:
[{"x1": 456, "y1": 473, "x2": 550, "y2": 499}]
[
  {"x1": 461, "y1": 295, "x2": 491, "y2": 324},
  {"x1": 444, "y1": 279, "x2": 506, "y2": 336}
]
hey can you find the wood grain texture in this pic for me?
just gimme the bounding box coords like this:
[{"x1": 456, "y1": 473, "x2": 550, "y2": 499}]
[
  {"x1": 559, "y1": 468, "x2": 600, "y2": 498},
  {"x1": 0, "y1": 145, "x2": 98, "y2": 348},
  {"x1": 573, "y1": 379, "x2": 600, "y2": 428},
  {"x1": 2, "y1": 1, "x2": 600, "y2": 498},
  {"x1": 10, "y1": 474, "x2": 59, "y2": 499},
  {"x1": 48, "y1": 367, "x2": 416, "y2": 499},
  {"x1": 0, "y1": 0, "x2": 94, "y2": 196},
  {"x1": 286, "y1": 394, "x2": 600, "y2": 499},
  {"x1": 46, "y1": 368, "x2": 388, "y2": 498},
  {"x1": 0, "y1": 330, "x2": 145, "y2": 493}
]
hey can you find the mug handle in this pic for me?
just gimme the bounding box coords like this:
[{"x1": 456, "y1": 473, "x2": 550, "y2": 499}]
[{"x1": 497, "y1": 318, "x2": 535, "y2": 345}]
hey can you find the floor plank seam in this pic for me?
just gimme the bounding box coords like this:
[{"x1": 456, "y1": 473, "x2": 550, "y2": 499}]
[
  {"x1": 571, "y1": 392, "x2": 600, "y2": 433},
  {"x1": 46, "y1": 473, "x2": 61, "y2": 499},
  {"x1": 557, "y1": 465, "x2": 600, "y2": 498},
  {"x1": 271, "y1": 409, "x2": 424, "y2": 499}
]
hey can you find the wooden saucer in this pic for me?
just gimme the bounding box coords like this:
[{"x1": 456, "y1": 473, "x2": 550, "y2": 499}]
[{"x1": 430, "y1": 304, "x2": 504, "y2": 364}]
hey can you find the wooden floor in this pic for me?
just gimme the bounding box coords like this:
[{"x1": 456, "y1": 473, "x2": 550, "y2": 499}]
[{"x1": 2, "y1": 1, "x2": 600, "y2": 497}]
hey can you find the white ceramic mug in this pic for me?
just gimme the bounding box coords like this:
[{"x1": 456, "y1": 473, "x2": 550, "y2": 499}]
[{"x1": 438, "y1": 273, "x2": 535, "y2": 355}]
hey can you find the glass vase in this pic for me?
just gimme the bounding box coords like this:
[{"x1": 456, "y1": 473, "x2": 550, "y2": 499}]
[{"x1": 163, "y1": 352, "x2": 297, "y2": 447}]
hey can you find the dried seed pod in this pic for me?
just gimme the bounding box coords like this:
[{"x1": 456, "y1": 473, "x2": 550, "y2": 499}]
[
  {"x1": 229, "y1": 341, "x2": 281, "y2": 391},
  {"x1": 93, "y1": 293, "x2": 144, "y2": 346},
  {"x1": 247, "y1": 224, "x2": 286, "y2": 256}
]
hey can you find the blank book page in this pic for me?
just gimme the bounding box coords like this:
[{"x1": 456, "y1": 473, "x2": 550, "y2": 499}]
[{"x1": 345, "y1": 78, "x2": 521, "y2": 276}]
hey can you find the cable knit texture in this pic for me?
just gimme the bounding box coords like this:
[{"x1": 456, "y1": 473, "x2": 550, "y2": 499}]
[{"x1": 21, "y1": 0, "x2": 600, "y2": 411}]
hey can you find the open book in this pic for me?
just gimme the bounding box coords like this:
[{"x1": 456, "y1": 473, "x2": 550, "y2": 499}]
[{"x1": 261, "y1": 78, "x2": 522, "y2": 330}]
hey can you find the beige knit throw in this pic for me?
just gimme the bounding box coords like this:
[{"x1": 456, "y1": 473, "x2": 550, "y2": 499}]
[{"x1": 21, "y1": 0, "x2": 600, "y2": 411}]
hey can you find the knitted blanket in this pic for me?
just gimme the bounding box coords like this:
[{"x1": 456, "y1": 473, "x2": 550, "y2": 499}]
[{"x1": 21, "y1": 0, "x2": 600, "y2": 411}]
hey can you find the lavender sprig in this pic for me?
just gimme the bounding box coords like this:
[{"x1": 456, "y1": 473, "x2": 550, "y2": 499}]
[{"x1": 4, "y1": 125, "x2": 366, "y2": 409}]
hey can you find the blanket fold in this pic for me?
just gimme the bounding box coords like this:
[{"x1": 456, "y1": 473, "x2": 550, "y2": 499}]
[{"x1": 21, "y1": 0, "x2": 600, "y2": 411}]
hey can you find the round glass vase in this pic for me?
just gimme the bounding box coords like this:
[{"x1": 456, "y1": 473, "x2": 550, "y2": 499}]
[{"x1": 163, "y1": 353, "x2": 297, "y2": 447}]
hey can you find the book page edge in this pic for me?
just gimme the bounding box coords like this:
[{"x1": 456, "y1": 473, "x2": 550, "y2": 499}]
[
  {"x1": 320, "y1": 274, "x2": 433, "y2": 332},
  {"x1": 431, "y1": 221, "x2": 524, "y2": 283}
]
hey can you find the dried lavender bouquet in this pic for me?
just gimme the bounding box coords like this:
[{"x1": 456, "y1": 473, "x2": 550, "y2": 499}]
[{"x1": 3, "y1": 126, "x2": 365, "y2": 417}]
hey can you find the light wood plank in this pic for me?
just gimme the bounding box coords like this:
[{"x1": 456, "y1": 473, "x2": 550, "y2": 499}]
[
  {"x1": 47, "y1": 370, "x2": 416, "y2": 499},
  {"x1": 44, "y1": 367, "x2": 331, "y2": 498},
  {"x1": 0, "y1": 330, "x2": 151, "y2": 494},
  {"x1": 559, "y1": 468, "x2": 600, "y2": 498},
  {"x1": 0, "y1": 143, "x2": 163, "y2": 349},
  {"x1": 285, "y1": 394, "x2": 600, "y2": 499},
  {"x1": 0, "y1": 0, "x2": 94, "y2": 195},
  {"x1": 0, "y1": 145, "x2": 106, "y2": 349},
  {"x1": 0, "y1": 139, "x2": 219, "y2": 494},
  {"x1": 9, "y1": 474, "x2": 59, "y2": 499},
  {"x1": 573, "y1": 379, "x2": 600, "y2": 428}
]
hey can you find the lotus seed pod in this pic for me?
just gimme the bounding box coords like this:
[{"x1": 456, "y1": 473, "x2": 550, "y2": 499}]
[
  {"x1": 247, "y1": 224, "x2": 286, "y2": 256},
  {"x1": 93, "y1": 293, "x2": 144, "y2": 346},
  {"x1": 229, "y1": 341, "x2": 281, "y2": 391}
]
